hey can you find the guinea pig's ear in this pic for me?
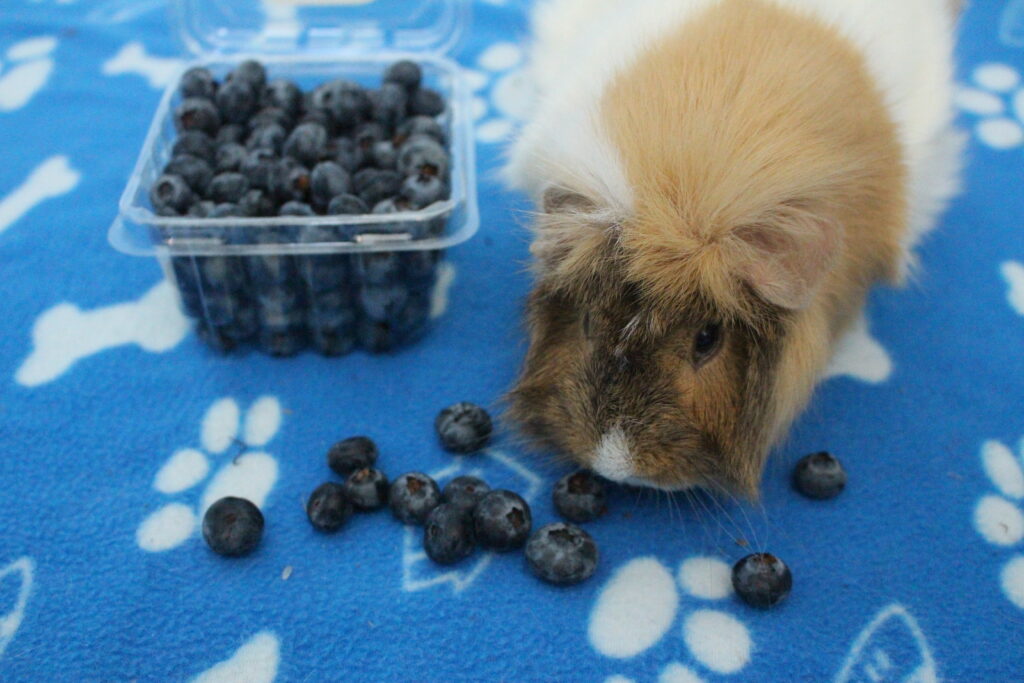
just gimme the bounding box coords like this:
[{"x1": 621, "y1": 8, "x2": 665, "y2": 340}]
[
  {"x1": 542, "y1": 185, "x2": 595, "y2": 214},
  {"x1": 531, "y1": 185, "x2": 610, "y2": 274},
  {"x1": 733, "y1": 203, "x2": 842, "y2": 310}
]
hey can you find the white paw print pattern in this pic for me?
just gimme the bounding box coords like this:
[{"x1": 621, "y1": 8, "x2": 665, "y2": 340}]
[
  {"x1": 590, "y1": 556, "x2": 753, "y2": 682},
  {"x1": 956, "y1": 63, "x2": 1024, "y2": 150},
  {"x1": 136, "y1": 397, "x2": 281, "y2": 553},
  {"x1": 1002, "y1": 261, "x2": 1024, "y2": 317},
  {"x1": 467, "y1": 42, "x2": 534, "y2": 145},
  {"x1": 973, "y1": 439, "x2": 1024, "y2": 610},
  {"x1": 0, "y1": 36, "x2": 57, "y2": 112}
]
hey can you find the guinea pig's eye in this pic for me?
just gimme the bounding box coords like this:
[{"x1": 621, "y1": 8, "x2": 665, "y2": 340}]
[{"x1": 692, "y1": 322, "x2": 723, "y2": 367}]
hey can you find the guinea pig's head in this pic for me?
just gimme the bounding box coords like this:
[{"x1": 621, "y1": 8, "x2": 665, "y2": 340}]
[{"x1": 506, "y1": 187, "x2": 854, "y2": 498}]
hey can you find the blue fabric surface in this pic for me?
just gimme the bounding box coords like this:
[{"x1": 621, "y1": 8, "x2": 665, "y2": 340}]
[{"x1": 1, "y1": 1, "x2": 1023, "y2": 681}]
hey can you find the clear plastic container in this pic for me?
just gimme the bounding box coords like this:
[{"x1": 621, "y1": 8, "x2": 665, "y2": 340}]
[{"x1": 109, "y1": 0, "x2": 478, "y2": 355}]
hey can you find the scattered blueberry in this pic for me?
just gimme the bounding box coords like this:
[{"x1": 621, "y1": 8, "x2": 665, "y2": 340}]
[
  {"x1": 150, "y1": 174, "x2": 195, "y2": 214},
  {"x1": 389, "y1": 472, "x2": 441, "y2": 525},
  {"x1": 401, "y1": 173, "x2": 446, "y2": 209},
  {"x1": 409, "y1": 87, "x2": 445, "y2": 117},
  {"x1": 172, "y1": 130, "x2": 215, "y2": 162},
  {"x1": 327, "y1": 436, "x2": 379, "y2": 475},
  {"x1": 306, "y1": 482, "x2": 354, "y2": 532},
  {"x1": 792, "y1": 452, "x2": 846, "y2": 500},
  {"x1": 525, "y1": 523, "x2": 599, "y2": 586},
  {"x1": 216, "y1": 79, "x2": 257, "y2": 124},
  {"x1": 227, "y1": 59, "x2": 266, "y2": 90},
  {"x1": 397, "y1": 135, "x2": 448, "y2": 178},
  {"x1": 215, "y1": 143, "x2": 247, "y2": 173},
  {"x1": 423, "y1": 504, "x2": 475, "y2": 565},
  {"x1": 344, "y1": 468, "x2": 389, "y2": 511},
  {"x1": 202, "y1": 497, "x2": 264, "y2": 557},
  {"x1": 553, "y1": 470, "x2": 607, "y2": 523},
  {"x1": 208, "y1": 172, "x2": 251, "y2": 204},
  {"x1": 310, "y1": 161, "x2": 352, "y2": 210},
  {"x1": 442, "y1": 476, "x2": 491, "y2": 515},
  {"x1": 179, "y1": 66, "x2": 217, "y2": 100},
  {"x1": 473, "y1": 490, "x2": 531, "y2": 551},
  {"x1": 164, "y1": 154, "x2": 213, "y2": 195},
  {"x1": 732, "y1": 553, "x2": 793, "y2": 609},
  {"x1": 175, "y1": 97, "x2": 221, "y2": 135},
  {"x1": 384, "y1": 60, "x2": 422, "y2": 92},
  {"x1": 283, "y1": 121, "x2": 328, "y2": 168},
  {"x1": 435, "y1": 402, "x2": 492, "y2": 454}
]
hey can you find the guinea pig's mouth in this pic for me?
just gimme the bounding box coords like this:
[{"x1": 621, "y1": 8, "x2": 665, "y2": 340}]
[{"x1": 589, "y1": 427, "x2": 695, "y2": 492}]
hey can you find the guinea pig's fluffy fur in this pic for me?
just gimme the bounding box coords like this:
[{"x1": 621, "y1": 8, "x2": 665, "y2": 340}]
[{"x1": 505, "y1": 0, "x2": 964, "y2": 497}]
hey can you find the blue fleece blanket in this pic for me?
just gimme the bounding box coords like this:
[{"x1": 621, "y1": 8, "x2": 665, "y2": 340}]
[{"x1": 1, "y1": 1, "x2": 1023, "y2": 681}]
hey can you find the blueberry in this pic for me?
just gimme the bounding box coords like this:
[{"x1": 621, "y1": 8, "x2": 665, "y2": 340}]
[
  {"x1": 210, "y1": 202, "x2": 244, "y2": 218},
  {"x1": 792, "y1": 452, "x2": 846, "y2": 500},
  {"x1": 328, "y1": 436, "x2": 379, "y2": 475},
  {"x1": 164, "y1": 154, "x2": 213, "y2": 195},
  {"x1": 397, "y1": 135, "x2": 448, "y2": 178},
  {"x1": 553, "y1": 470, "x2": 608, "y2": 523},
  {"x1": 173, "y1": 130, "x2": 216, "y2": 162},
  {"x1": 732, "y1": 553, "x2": 793, "y2": 608},
  {"x1": 240, "y1": 148, "x2": 279, "y2": 191},
  {"x1": 179, "y1": 66, "x2": 217, "y2": 100},
  {"x1": 409, "y1": 87, "x2": 445, "y2": 117},
  {"x1": 202, "y1": 497, "x2": 264, "y2": 557},
  {"x1": 216, "y1": 79, "x2": 257, "y2": 124},
  {"x1": 150, "y1": 174, "x2": 195, "y2": 214},
  {"x1": 442, "y1": 476, "x2": 491, "y2": 515},
  {"x1": 344, "y1": 468, "x2": 390, "y2": 511},
  {"x1": 248, "y1": 106, "x2": 293, "y2": 132},
  {"x1": 284, "y1": 122, "x2": 329, "y2": 167},
  {"x1": 394, "y1": 116, "x2": 445, "y2": 146},
  {"x1": 332, "y1": 137, "x2": 366, "y2": 173},
  {"x1": 525, "y1": 523, "x2": 599, "y2": 586},
  {"x1": 215, "y1": 143, "x2": 247, "y2": 173},
  {"x1": 371, "y1": 141, "x2": 398, "y2": 170},
  {"x1": 435, "y1": 402, "x2": 492, "y2": 454},
  {"x1": 298, "y1": 105, "x2": 333, "y2": 133},
  {"x1": 271, "y1": 160, "x2": 311, "y2": 203},
  {"x1": 279, "y1": 201, "x2": 315, "y2": 216},
  {"x1": 473, "y1": 490, "x2": 531, "y2": 551},
  {"x1": 354, "y1": 121, "x2": 387, "y2": 151},
  {"x1": 187, "y1": 199, "x2": 217, "y2": 217},
  {"x1": 370, "y1": 83, "x2": 409, "y2": 132},
  {"x1": 400, "y1": 173, "x2": 447, "y2": 209},
  {"x1": 353, "y1": 168, "x2": 402, "y2": 207},
  {"x1": 389, "y1": 472, "x2": 441, "y2": 525},
  {"x1": 424, "y1": 504, "x2": 475, "y2": 565},
  {"x1": 238, "y1": 188, "x2": 276, "y2": 217},
  {"x1": 261, "y1": 79, "x2": 302, "y2": 118},
  {"x1": 215, "y1": 123, "x2": 246, "y2": 146},
  {"x1": 306, "y1": 482, "x2": 354, "y2": 532},
  {"x1": 208, "y1": 172, "x2": 251, "y2": 204},
  {"x1": 384, "y1": 60, "x2": 422, "y2": 91},
  {"x1": 327, "y1": 193, "x2": 369, "y2": 216},
  {"x1": 175, "y1": 97, "x2": 221, "y2": 135},
  {"x1": 247, "y1": 122, "x2": 287, "y2": 154},
  {"x1": 259, "y1": 326, "x2": 306, "y2": 357},
  {"x1": 359, "y1": 282, "x2": 409, "y2": 321},
  {"x1": 311, "y1": 79, "x2": 370, "y2": 130},
  {"x1": 310, "y1": 161, "x2": 352, "y2": 210},
  {"x1": 226, "y1": 59, "x2": 266, "y2": 90}
]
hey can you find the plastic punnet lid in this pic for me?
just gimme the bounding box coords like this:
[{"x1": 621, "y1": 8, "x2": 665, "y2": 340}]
[{"x1": 174, "y1": 0, "x2": 468, "y2": 57}]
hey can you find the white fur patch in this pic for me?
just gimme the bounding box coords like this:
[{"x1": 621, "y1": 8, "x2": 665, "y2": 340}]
[{"x1": 592, "y1": 427, "x2": 633, "y2": 481}]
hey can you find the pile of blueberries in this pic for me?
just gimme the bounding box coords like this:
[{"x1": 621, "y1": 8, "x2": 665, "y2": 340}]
[
  {"x1": 150, "y1": 59, "x2": 453, "y2": 355},
  {"x1": 201, "y1": 401, "x2": 849, "y2": 602}
]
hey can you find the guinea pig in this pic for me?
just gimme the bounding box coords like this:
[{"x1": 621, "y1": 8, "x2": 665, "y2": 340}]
[{"x1": 504, "y1": 0, "x2": 964, "y2": 497}]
